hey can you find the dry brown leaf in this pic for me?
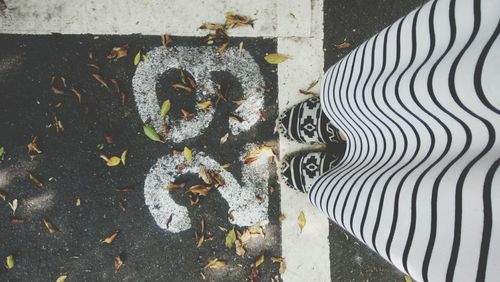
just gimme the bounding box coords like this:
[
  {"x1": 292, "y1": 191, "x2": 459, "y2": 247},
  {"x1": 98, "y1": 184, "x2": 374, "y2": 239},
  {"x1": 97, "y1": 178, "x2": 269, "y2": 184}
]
[
  {"x1": 198, "y1": 165, "x2": 212, "y2": 185},
  {"x1": 92, "y1": 74, "x2": 109, "y2": 89},
  {"x1": 173, "y1": 83, "x2": 193, "y2": 93},
  {"x1": 334, "y1": 41, "x2": 351, "y2": 49},
  {"x1": 196, "y1": 100, "x2": 212, "y2": 112},
  {"x1": 114, "y1": 185, "x2": 134, "y2": 192},
  {"x1": 228, "y1": 114, "x2": 244, "y2": 123},
  {"x1": 254, "y1": 254, "x2": 265, "y2": 268},
  {"x1": 243, "y1": 146, "x2": 274, "y2": 164},
  {"x1": 161, "y1": 34, "x2": 173, "y2": 46},
  {"x1": 114, "y1": 255, "x2": 124, "y2": 272},
  {"x1": 107, "y1": 45, "x2": 128, "y2": 60},
  {"x1": 220, "y1": 133, "x2": 229, "y2": 144},
  {"x1": 235, "y1": 239, "x2": 246, "y2": 257},
  {"x1": 199, "y1": 22, "x2": 225, "y2": 31},
  {"x1": 27, "y1": 136, "x2": 43, "y2": 159},
  {"x1": 249, "y1": 266, "x2": 259, "y2": 282},
  {"x1": 188, "y1": 77, "x2": 197, "y2": 90},
  {"x1": 52, "y1": 86, "x2": 65, "y2": 95},
  {"x1": 101, "y1": 230, "x2": 119, "y2": 244},
  {"x1": 217, "y1": 43, "x2": 229, "y2": 54},
  {"x1": 204, "y1": 258, "x2": 226, "y2": 270},
  {"x1": 118, "y1": 199, "x2": 126, "y2": 212},
  {"x1": 181, "y1": 109, "x2": 195, "y2": 121},
  {"x1": 299, "y1": 79, "x2": 319, "y2": 95},
  {"x1": 167, "y1": 182, "x2": 185, "y2": 191},
  {"x1": 10, "y1": 217, "x2": 25, "y2": 224},
  {"x1": 0, "y1": 189, "x2": 7, "y2": 201},
  {"x1": 28, "y1": 172, "x2": 44, "y2": 189},
  {"x1": 188, "y1": 185, "x2": 212, "y2": 196},
  {"x1": 225, "y1": 13, "x2": 255, "y2": 29},
  {"x1": 210, "y1": 171, "x2": 225, "y2": 187},
  {"x1": 70, "y1": 87, "x2": 82, "y2": 104},
  {"x1": 43, "y1": 218, "x2": 58, "y2": 234},
  {"x1": 278, "y1": 213, "x2": 286, "y2": 222}
]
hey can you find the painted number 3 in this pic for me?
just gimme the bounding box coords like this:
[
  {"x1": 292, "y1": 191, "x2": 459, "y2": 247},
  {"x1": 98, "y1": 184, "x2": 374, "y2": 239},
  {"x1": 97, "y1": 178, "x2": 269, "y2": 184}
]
[{"x1": 132, "y1": 46, "x2": 270, "y2": 233}]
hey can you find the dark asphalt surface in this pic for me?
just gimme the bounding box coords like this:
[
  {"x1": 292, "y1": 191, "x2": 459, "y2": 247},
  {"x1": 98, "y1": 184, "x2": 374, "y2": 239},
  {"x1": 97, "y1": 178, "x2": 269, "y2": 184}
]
[
  {"x1": 0, "y1": 35, "x2": 280, "y2": 281},
  {"x1": 324, "y1": 0, "x2": 427, "y2": 280}
]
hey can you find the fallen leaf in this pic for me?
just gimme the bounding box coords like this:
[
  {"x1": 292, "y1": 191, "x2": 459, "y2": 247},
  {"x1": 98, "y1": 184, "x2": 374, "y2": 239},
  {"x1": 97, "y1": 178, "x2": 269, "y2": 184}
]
[
  {"x1": 217, "y1": 42, "x2": 229, "y2": 54},
  {"x1": 198, "y1": 165, "x2": 212, "y2": 185},
  {"x1": 0, "y1": 189, "x2": 6, "y2": 201},
  {"x1": 5, "y1": 255, "x2": 14, "y2": 270},
  {"x1": 0, "y1": 146, "x2": 4, "y2": 159},
  {"x1": 92, "y1": 74, "x2": 109, "y2": 89},
  {"x1": 29, "y1": 172, "x2": 44, "y2": 189},
  {"x1": 199, "y1": 22, "x2": 225, "y2": 31},
  {"x1": 243, "y1": 146, "x2": 274, "y2": 164},
  {"x1": 264, "y1": 53, "x2": 288, "y2": 64},
  {"x1": 228, "y1": 114, "x2": 244, "y2": 123},
  {"x1": 28, "y1": 136, "x2": 42, "y2": 159},
  {"x1": 225, "y1": 227, "x2": 236, "y2": 248},
  {"x1": 270, "y1": 257, "x2": 285, "y2": 263},
  {"x1": 70, "y1": 87, "x2": 82, "y2": 103},
  {"x1": 56, "y1": 275, "x2": 67, "y2": 282},
  {"x1": 204, "y1": 258, "x2": 226, "y2": 270},
  {"x1": 114, "y1": 255, "x2": 124, "y2": 272},
  {"x1": 10, "y1": 217, "x2": 25, "y2": 224},
  {"x1": 106, "y1": 156, "x2": 121, "y2": 167},
  {"x1": 173, "y1": 83, "x2": 193, "y2": 93},
  {"x1": 235, "y1": 239, "x2": 246, "y2": 256},
  {"x1": 114, "y1": 185, "x2": 134, "y2": 192},
  {"x1": 249, "y1": 266, "x2": 259, "y2": 282},
  {"x1": 160, "y1": 100, "x2": 171, "y2": 118},
  {"x1": 52, "y1": 86, "x2": 65, "y2": 95},
  {"x1": 219, "y1": 133, "x2": 229, "y2": 144},
  {"x1": 299, "y1": 79, "x2": 319, "y2": 95},
  {"x1": 9, "y1": 199, "x2": 17, "y2": 216},
  {"x1": 221, "y1": 163, "x2": 232, "y2": 169},
  {"x1": 120, "y1": 149, "x2": 128, "y2": 165},
  {"x1": 52, "y1": 113, "x2": 64, "y2": 133},
  {"x1": 188, "y1": 185, "x2": 212, "y2": 196},
  {"x1": 210, "y1": 171, "x2": 225, "y2": 187},
  {"x1": 166, "y1": 182, "x2": 185, "y2": 191},
  {"x1": 334, "y1": 41, "x2": 351, "y2": 49},
  {"x1": 183, "y1": 147, "x2": 193, "y2": 162},
  {"x1": 143, "y1": 124, "x2": 164, "y2": 143},
  {"x1": 181, "y1": 109, "x2": 195, "y2": 121},
  {"x1": 254, "y1": 254, "x2": 265, "y2": 268},
  {"x1": 118, "y1": 199, "x2": 126, "y2": 212},
  {"x1": 188, "y1": 77, "x2": 197, "y2": 90},
  {"x1": 278, "y1": 213, "x2": 286, "y2": 222},
  {"x1": 298, "y1": 211, "x2": 306, "y2": 232},
  {"x1": 405, "y1": 275, "x2": 413, "y2": 282},
  {"x1": 232, "y1": 99, "x2": 246, "y2": 106},
  {"x1": 134, "y1": 51, "x2": 141, "y2": 66},
  {"x1": 161, "y1": 34, "x2": 172, "y2": 46},
  {"x1": 225, "y1": 13, "x2": 255, "y2": 29},
  {"x1": 196, "y1": 100, "x2": 212, "y2": 112},
  {"x1": 75, "y1": 196, "x2": 81, "y2": 206},
  {"x1": 43, "y1": 218, "x2": 59, "y2": 234},
  {"x1": 101, "y1": 230, "x2": 119, "y2": 244},
  {"x1": 107, "y1": 45, "x2": 128, "y2": 60},
  {"x1": 279, "y1": 261, "x2": 287, "y2": 274}
]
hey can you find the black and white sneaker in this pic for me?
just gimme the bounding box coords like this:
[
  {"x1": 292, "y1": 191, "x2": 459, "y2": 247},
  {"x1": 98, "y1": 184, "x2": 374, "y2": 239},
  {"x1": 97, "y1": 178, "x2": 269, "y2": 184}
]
[
  {"x1": 280, "y1": 151, "x2": 341, "y2": 193},
  {"x1": 278, "y1": 97, "x2": 343, "y2": 144}
]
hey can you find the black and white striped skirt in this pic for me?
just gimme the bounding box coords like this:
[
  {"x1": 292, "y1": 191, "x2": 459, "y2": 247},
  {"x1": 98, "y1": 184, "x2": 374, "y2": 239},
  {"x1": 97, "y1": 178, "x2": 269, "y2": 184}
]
[{"x1": 310, "y1": 0, "x2": 500, "y2": 280}]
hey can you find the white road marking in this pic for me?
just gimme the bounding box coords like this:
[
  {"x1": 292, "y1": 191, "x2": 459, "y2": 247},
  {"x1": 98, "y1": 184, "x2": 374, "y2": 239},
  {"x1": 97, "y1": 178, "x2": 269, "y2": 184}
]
[
  {"x1": 278, "y1": 0, "x2": 332, "y2": 281},
  {"x1": 132, "y1": 46, "x2": 265, "y2": 143},
  {"x1": 144, "y1": 147, "x2": 269, "y2": 233}
]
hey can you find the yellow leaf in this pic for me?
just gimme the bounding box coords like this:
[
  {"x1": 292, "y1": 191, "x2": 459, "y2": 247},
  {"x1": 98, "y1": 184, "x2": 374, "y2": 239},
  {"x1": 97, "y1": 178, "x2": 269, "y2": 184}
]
[
  {"x1": 225, "y1": 227, "x2": 236, "y2": 248},
  {"x1": 204, "y1": 258, "x2": 226, "y2": 269},
  {"x1": 183, "y1": 147, "x2": 193, "y2": 162},
  {"x1": 264, "y1": 53, "x2": 288, "y2": 64},
  {"x1": 235, "y1": 239, "x2": 246, "y2": 257},
  {"x1": 196, "y1": 100, "x2": 212, "y2": 112},
  {"x1": 404, "y1": 275, "x2": 413, "y2": 282},
  {"x1": 76, "y1": 196, "x2": 81, "y2": 207},
  {"x1": 121, "y1": 149, "x2": 128, "y2": 165},
  {"x1": 298, "y1": 211, "x2": 306, "y2": 232},
  {"x1": 254, "y1": 254, "x2": 265, "y2": 268},
  {"x1": 5, "y1": 255, "x2": 14, "y2": 270},
  {"x1": 106, "y1": 156, "x2": 121, "y2": 167},
  {"x1": 56, "y1": 275, "x2": 68, "y2": 282},
  {"x1": 101, "y1": 230, "x2": 119, "y2": 244},
  {"x1": 160, "y1": 99, "x2": 171, "y2": 118},
  {"x1": 134, "y1": 51, "x2": 141, "y2": 65}
]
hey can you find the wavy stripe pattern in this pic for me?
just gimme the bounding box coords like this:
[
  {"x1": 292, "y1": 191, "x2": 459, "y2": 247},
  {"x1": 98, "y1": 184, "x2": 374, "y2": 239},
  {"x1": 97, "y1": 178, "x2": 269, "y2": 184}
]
[{"x1": 310, "y1": 0, "x2": 500, "y2": 280}]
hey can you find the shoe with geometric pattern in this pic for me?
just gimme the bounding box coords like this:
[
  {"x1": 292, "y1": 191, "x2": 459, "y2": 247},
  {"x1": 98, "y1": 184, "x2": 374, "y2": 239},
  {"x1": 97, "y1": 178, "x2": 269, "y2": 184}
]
[
  {"x1": 280, "y1": 151, "x2": 342, "y2": 193},
  {"x1": 278, "y1": 97, "x2": 344, "y2": 145}
]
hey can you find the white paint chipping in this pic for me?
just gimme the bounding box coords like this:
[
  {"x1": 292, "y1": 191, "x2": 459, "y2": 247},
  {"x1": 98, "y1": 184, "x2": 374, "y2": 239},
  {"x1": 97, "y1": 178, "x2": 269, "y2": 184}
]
[
  {"x1": 144, "y1": 147, "x2": 269, "y2": 233},
  {"x1": 132, "y1": 46, "x2": 265, "y2": 143}
]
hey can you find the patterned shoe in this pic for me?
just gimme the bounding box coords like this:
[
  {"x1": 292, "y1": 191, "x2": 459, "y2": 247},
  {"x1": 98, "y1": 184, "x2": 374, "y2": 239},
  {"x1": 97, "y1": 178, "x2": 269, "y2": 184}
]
[
  {"x1": 278, "y1": 97, "x2": 343, "y2": 144},
  {"x1": 280, "y1": 151, "x2": 341, "y2": 193}
]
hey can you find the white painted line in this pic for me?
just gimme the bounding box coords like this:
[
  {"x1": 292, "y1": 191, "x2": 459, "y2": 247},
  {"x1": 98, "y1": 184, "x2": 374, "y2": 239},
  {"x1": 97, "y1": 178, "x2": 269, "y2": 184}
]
[
  {"x1": 278, "y1": 0, "x2": 331, "y2": 281},
  {"x1": 1, "y1": 0, "x2": 301, "y2": 37}
]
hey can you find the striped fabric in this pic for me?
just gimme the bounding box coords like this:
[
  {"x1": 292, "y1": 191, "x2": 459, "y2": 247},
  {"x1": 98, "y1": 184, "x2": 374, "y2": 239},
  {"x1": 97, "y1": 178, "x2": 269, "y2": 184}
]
[{"x1": 309, "y1": 0, "x2": 500, "y2": 281}]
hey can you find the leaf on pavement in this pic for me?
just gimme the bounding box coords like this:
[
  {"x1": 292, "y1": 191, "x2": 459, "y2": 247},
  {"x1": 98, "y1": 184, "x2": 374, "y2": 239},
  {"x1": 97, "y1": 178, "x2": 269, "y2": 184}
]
[
  {"x1": 235, "y1": 239, "x2": 246, "y2": 257},
  {"x1": 43, "y1": 218, "x2": 59, "y2": 234},
  {"x1": 219, "y1": 133, "x2": 229, "y2": 144},
  {"x1": 107, "y1": 45, "x2": 128, "y2": 60},
  {"x1": 298, "y1": 211, "x2": 306, "y2": 232},
  {"x1": 101, "y1": 230, "x2": 119, "y2": 244},
  {"x1": 183, "y1": 147, "x2": 193, "y2": 162},
  {"x1": 188, "y1": 185, "x2": 212, "y2": 197},
  {"x1": 161, "y1": 34, "x2": 173, "y2": 46},
  {"x1": 134, "y1": 51, "x2": 141, "y2": 65},
  {"x1": 56, "y1": 275, "x2": 68, "y2": 282},
  {"x1": 92, "y1": 74, "x2": 109, "y2": 89},
  {"x1": 9, "y1": 199, "x2": 17, "y2": 216},
  {"x1": 120, "y1": 149, "x2": 128, "y2": 165},
  {"x1": 225, "y1": 227, "x2": 236, "y2": 248},
  {"x1": 106, "y1": 156, "x2": 121, "y2": 167},
  {"x1": 264, "y1": 53, "x2": 288, "y2": 64},
  {"x1": 334, "y1": 41, "x2": 351, "y2": 49},
  {"x1": 160, "y1": 99, "x2": 171, "y2": 118},
  {"x1": 5, "y1": 255, "x2": 14, "y2": 270},
  {"x1": 27, "y1": 136, "x2": 43, "y2": 159},
  {"x1": 204, "y1": 258, "x2": 226, "y2": 270},
  {"x1": 114, "y1": 255, "x2": 124, "y2": 272},
  {"x1": 143, "y1": 124, "x2": 164, "y2": 143},
  {"x1": 29, "y1": 172, "x2": 44, "y2": 189}
]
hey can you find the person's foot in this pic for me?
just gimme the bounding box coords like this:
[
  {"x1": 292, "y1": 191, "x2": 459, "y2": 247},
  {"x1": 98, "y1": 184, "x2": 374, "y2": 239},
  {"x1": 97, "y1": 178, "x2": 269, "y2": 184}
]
[
  {"x1": 280, "y1": 151, "x2": 341, "y2": 193},
  {"x1": 278, "y1": 97, "x2": 344, "y2": 144}
]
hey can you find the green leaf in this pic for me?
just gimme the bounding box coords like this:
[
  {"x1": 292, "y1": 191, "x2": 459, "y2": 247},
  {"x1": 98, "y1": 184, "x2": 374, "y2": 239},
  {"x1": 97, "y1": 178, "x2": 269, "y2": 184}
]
[
  {"x1": 225, "y1": 227, "x2": 236, "y2": 249},
  {"x1": 134, "y1": 51, "x2": 141, "y2": 66},
  {"x1": 264, "y1": 53, "x2": 289, "y2": 64},
  {"x1": 142, "y1": 54, "x2": 149, "y2": 61},
  {"x1": 5, "y1": 255, "x2": 14, "y2": 270},
  {"x1": 143, "y1": 124, "x2": 163, "y2": 143},
  {"x1": 0, "y1": 146, "x2": 4, "y2": 157},
  {"x1": 160, "y1": 100, "x2": 171, "y2": 118}
]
